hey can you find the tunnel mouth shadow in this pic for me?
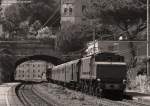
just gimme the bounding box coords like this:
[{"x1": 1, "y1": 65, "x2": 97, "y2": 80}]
[{"x1": 15, "y1": 55, "x2": 64, "y2": 68}]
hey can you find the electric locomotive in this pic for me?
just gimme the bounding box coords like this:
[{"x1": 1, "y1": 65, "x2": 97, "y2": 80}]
[
  {"x1": 80, "y1": 52, "x2": 127, "y2": 96},
  {"x1": 47, "y1": 52, "x2": 127, "y2": 96}
]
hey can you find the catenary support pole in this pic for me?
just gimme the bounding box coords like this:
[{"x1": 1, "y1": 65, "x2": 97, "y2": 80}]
[{"x1": 147, "y1": 0, "x2": 149, "y2": 76}]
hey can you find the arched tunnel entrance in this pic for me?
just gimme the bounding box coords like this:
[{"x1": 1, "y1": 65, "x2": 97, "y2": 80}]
[
  {"x1": 14, "y1": 55, "x2": 64, "y2": 81},
  {"x1": 0, "y1": 48, "x2": 64, "y2": 82}
]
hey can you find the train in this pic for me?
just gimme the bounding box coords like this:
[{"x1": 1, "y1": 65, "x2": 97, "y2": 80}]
[{"x1": 46, "y1": 52, "x2": 127, "y2": 96}]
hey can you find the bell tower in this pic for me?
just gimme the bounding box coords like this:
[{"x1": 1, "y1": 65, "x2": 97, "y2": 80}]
[{"x1": 61, "y1": 0, "x2": 88, "y2": 28}]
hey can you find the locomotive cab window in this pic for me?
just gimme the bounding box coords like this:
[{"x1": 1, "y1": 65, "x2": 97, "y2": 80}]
[
  {"x1": 107, "y1": 56, "x2": 112, "y2": 62},
  {"x1": 96, "y1": 63, "x2": 127, "y2": 79}
]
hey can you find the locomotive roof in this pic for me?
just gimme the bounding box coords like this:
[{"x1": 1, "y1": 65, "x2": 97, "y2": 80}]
[
  {"x1": 52, "y1": 52, "x2": 125, "y2": 70},
  {"x1": 95, "y1": 52, "x2": 123, "y2": 57},
  {"x1": 95, "y1": 62, "x2": 126, "y2": 65},
  {"x1": 81, "y1": 56, "x2": 91, "y2": 60},
  {"x1": 66, "y1": 59, "x2": 79, "y2": 64},
  {"x1": 52, "y1": 59, "x2": 79, "y2": 70}
]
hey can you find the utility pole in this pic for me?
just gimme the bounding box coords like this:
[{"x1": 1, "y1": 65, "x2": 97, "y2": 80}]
[
  {"x1": 89, "y1": 19, "x2": 96, "y2": 95},
  {"x1": 147, "y1": 0, "x2": 149, "y2": 76},
  {"x1": 93, "y1": 21, "x2": 96, "y2": 56}
]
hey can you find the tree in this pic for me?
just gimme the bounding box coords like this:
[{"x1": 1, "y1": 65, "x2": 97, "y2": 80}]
[
  {"x1": 57, "y1": 21, "x2": 115, "y2": 54},
  {"x1": 19, "y1": 21, "x2": 30, "y2": 38},
  {"x1": 20, "y1": 0, "x2": 60, "y2": 26},
  {"x1": 29, "y1": 20, "x2": 42, "y2": 37},
  {"x1": 2, "y1": 4, "x2": 21, "y2": 38},
  {"x1": 57, "y1": 24, "x2": 93, "y2": 53},
  {"x1": 85, "y1": 0, "x2": 147, "y2": 58},
  {"x1": 2, "y1": 0, "x2": 59, "y2": 38},
  {"x1": 87, "y1": 0, "x2": 146, "y2": 40},
  {"x1": 36, "y1": 26, "x2": 52, "y2": 39}
]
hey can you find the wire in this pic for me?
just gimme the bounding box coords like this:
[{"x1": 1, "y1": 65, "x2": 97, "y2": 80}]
[
  {"x1": 40, "y1": 5, "x2": 60, "y2": 29},
  {"x1": 1, "y1": 0, "x2": 61, "y2": 29},
  {"x1": 51, "y1": 17, "x2": 60, "y2": 26}
]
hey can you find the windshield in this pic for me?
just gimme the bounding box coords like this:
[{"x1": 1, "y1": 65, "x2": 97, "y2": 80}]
[{"x1": 96, "y1": 64, "x2": 127, "y2": 79}]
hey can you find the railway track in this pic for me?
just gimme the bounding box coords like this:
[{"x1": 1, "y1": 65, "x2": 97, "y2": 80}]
[
  {"x1": 119, "y1": 99, "x2": 150, "y2": 106},
  {"x1": 40, "y1": 82, "x2": 150, "y2": 106},
  {"x1": 93, "y1": 98, "x2": 150, "y2": 106},
  {"x1": 17, "y1": 84, "x2": 53, "y2": 106},
  {"x1": 97, "y1": 95, "x2": 150, "y2": 106},
  {"x1": 16, "y1": 83, "x2": 150, "y2": 106}
]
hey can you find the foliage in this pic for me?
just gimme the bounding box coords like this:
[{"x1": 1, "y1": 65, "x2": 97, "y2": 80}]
[
  {"x1": 2, "y1": 0, "x2": 59, "y2": 38},
  {"x1": 57, "y1": 21, "x2": 120, "y2": 53},
  {"x1": 1, "y1": 4, "x2": 29, "y2": 38},
  {"x1": 29, "y1": 20, "x2": 42, "y2": 36},
  {"x1": 2, "y1": 4, "x2": 20, "y2": 37},
  {"x1": 28, "y1": 0, "x2": 59, "y2": 25},
  {"x1": 127, "y1": 56, "x2": 147, "y2": 89},
  {"x1": 84, "y1": 0, "x2": 147, "y2": 59},
  {"x1": 36, "y1": 26, "x2": 53, "y2": 39},
  {"x1": 87, "y1": 0, "x2": 147, "y2": 40},
  {"x1": 57, "y1": 24, "x2": 93, "y2": 53},
  {"x1": 19, "y1": 21, "x2": 30, "y2": 37}
]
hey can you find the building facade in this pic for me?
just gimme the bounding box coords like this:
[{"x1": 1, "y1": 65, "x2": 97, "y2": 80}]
[{"x1": 15, "y1": 60, "x2": 53, "y2": 81}]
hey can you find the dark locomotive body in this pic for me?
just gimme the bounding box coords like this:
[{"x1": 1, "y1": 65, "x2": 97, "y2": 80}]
[{"x1": 46, "y1": 52, "x2": 127, "y2": 96}]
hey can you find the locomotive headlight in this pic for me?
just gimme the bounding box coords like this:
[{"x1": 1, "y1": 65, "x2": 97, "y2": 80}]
[
  {"x1": 97, "y1": 78, "x2": 101, "y2": 82},
  {"x1": 123, "y1": 79, "x2": 127, "y2": 84}
]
